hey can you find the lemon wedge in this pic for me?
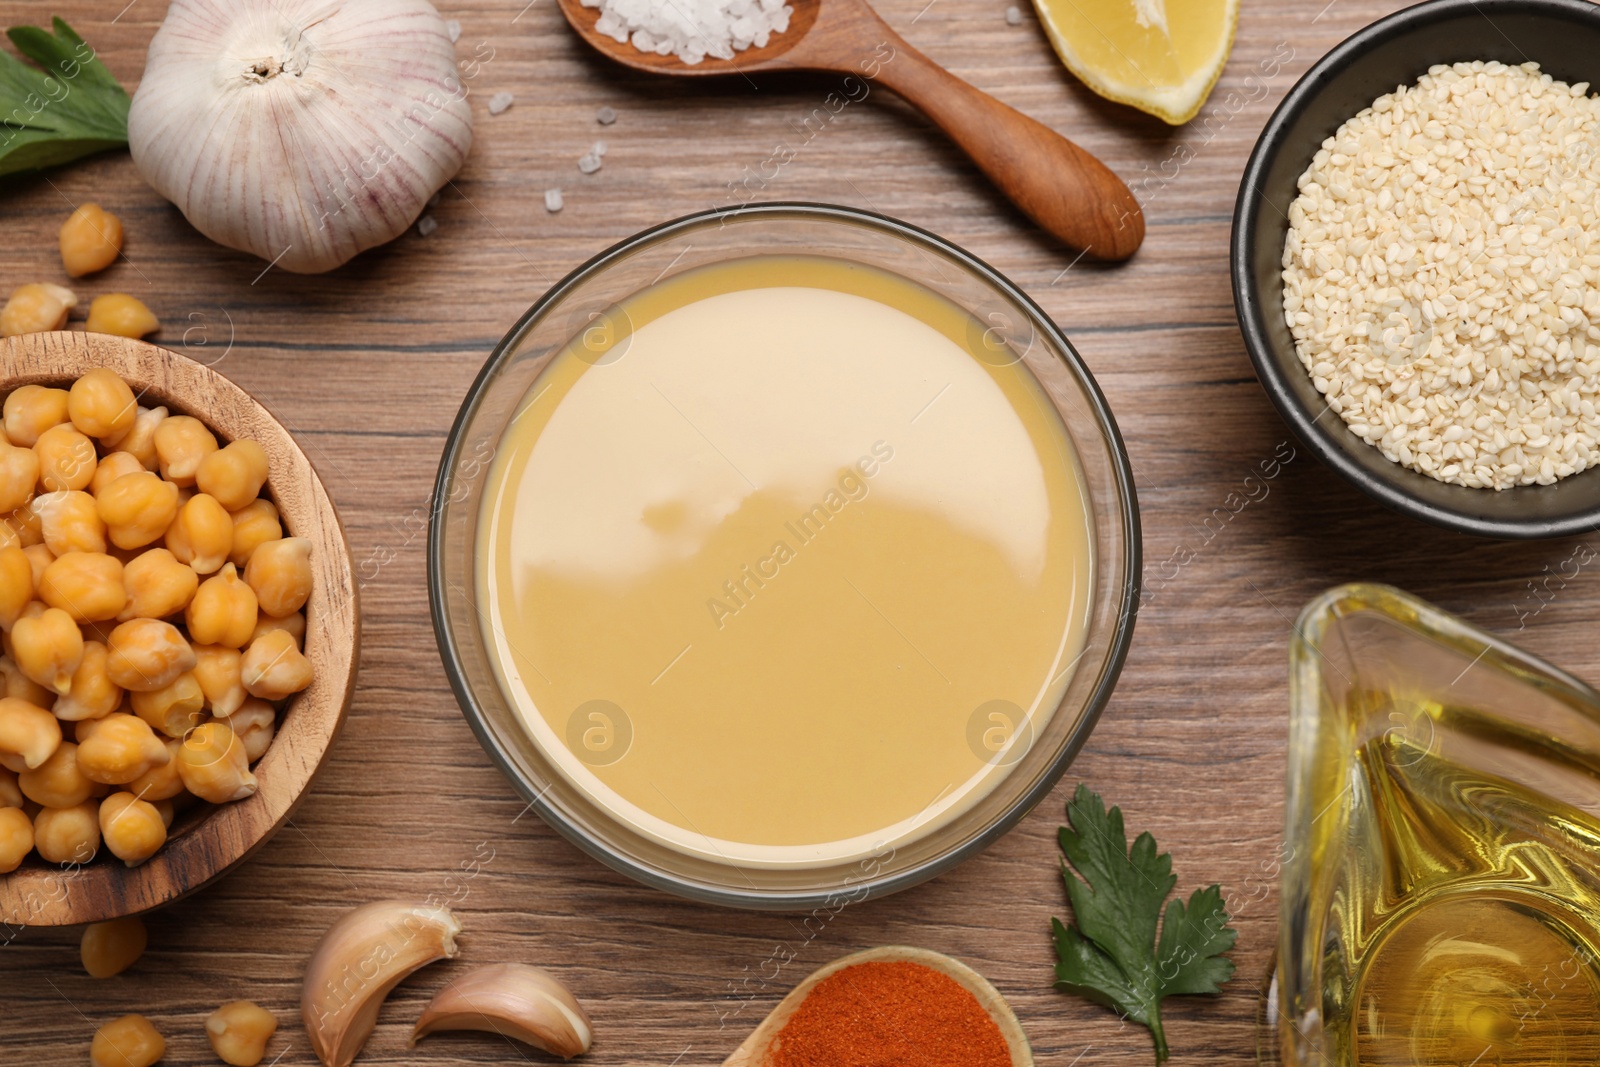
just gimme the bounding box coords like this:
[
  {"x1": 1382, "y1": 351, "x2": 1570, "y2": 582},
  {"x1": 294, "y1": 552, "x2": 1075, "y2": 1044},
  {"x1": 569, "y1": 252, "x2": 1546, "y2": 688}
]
[{"x1": 1032, "y1": 0, "x2": 1238, "y2": 125}]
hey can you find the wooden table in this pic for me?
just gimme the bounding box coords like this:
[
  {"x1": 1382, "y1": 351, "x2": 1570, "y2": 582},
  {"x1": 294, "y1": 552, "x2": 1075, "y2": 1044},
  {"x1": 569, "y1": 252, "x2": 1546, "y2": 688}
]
[{"x1": 2, "y1": 0, "x2": 1590, "y2": 1063}]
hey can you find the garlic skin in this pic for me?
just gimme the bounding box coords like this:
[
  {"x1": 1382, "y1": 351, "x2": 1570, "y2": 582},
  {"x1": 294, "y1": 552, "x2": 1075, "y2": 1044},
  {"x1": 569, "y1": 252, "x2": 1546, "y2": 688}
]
[{"x1": 128, "y1": 0, "x2": 473, "y2": 274}]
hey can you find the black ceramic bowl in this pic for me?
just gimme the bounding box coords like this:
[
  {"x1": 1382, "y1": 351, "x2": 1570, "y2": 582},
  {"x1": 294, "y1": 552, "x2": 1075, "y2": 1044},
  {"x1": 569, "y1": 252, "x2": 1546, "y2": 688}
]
[{"x1": 1233, "y1": 0, "x2": 1600, "y2": 539}]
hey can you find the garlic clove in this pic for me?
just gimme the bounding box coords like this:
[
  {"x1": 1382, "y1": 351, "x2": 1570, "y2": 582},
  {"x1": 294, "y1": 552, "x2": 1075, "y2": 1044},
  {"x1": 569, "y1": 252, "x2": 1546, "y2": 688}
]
[
  {"x1": 301, "y1": 900, "x2": 462, "y2": 1067},
  {"x1": 128, "y1": 0, "x2": 474, "y2": 274},
  {"x1": 410, "y1": 963, "x2": 593, "y2": 1060}
]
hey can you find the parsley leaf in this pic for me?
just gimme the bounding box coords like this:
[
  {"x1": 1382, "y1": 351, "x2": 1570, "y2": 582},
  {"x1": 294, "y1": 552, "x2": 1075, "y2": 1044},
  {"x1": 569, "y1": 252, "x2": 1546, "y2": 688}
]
[
  {"x1": 1051, "y1": 784, "x2": 1237, "y2": 1062},
  {"x1": 0, "y1": 17, "x2": 129, "y2": 178}
]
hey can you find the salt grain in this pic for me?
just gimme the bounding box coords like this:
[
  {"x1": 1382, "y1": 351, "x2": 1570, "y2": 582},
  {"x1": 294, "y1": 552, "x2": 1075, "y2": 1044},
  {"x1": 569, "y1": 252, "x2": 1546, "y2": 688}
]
[
  {"x1": 1005, "y1": 6, "x2": 1022, "y2": 24},
  {"x1": 592, "y1": 140, "x2": 608, "y2": 157},
  {"x1": 417, "y1": 215, "x2": 439, "y2": 237},
  {"x1": 545, "y1": 188, "x2": 565, "y2": 212},
  {"x1": 1283, "y1": 61, "x2": 1600, "y2": 490},
  {"x1": 488, "y1": 92, "x2": 514, "y2": 116},
  {"x1": 597, "y1": 106, "x2": 618, "y2": 125},
  {"x1": 581, "y1": 0, "x2": 793, "y2": 64},
  {"x1": 446, "y1": 19, "x2": 462, "y2": 42},
  {"x1": 578, "y1": 151, "x2": 603, "y2": 174}
]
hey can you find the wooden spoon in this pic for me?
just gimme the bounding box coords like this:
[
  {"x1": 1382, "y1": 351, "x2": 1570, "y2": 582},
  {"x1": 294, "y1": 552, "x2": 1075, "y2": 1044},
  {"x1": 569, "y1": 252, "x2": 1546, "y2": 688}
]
[
  {"x1": 558, "y1": 0, "x2": 1144, "y2": 260},
  {"x1": 721, "y1": 946, "x2": 1034, "y2": 1066}
]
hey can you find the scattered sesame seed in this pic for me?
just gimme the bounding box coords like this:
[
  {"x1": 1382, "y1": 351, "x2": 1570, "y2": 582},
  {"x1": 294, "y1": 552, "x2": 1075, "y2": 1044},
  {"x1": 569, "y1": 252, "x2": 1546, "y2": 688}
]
[{"x1": 446, "y1": 19, "x2": 462, "y2": 42}]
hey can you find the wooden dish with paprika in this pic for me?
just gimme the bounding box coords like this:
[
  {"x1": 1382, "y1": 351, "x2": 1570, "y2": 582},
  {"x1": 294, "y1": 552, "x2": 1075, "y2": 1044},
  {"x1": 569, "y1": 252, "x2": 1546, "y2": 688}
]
[{"x1": 723, "y1": 945, "x2": 1033, "y2": 1067}]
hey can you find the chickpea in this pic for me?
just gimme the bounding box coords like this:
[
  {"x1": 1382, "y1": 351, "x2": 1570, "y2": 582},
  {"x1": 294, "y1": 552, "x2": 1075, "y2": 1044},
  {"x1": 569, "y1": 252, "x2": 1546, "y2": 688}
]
[
  {"x1": 2, "y1": 384, "x2": 70, "y2": 447},
  {"x1": 39, "y1": 552, "x2": 126, "y2": 623},
  {"x1": 192, "y1": 644, "x2": 246, "y2": 717},
  {"x1": 0, "y1": 544, "x2": 32, "y2": 630},
  {"x1": 90, "y1": 1014, "x2": 164, "y2": 1067},
  {"x1": 108, "y1": 405, "x2": 167, "y2": 471},
  {"x1": 152, "y1": 415, "x2": 217, "y2": 486},
  {"x1": 90, "y1": 452, "x2": 145, "y2": 496},
  {"x1": 76, "y1": 713, "x2": 170, "y2": 786},
  {"x1": 10, "y1": 605, "x2": 84, "y2": 694},
  {"x1": 67, "y1": 367, "x2": 139, "y2": 441},
  {"x1": 53, "y1": 641, "x2": 124, "y2": 722},
  {"x1": 227, "y1": 499, "x2": 281, "y2": 568},
  {"x1": 168, "y1": 493, "x2": 232, "y2": 574},
  {"x1": 127, "y1": 739, "x2": 184, "y2": 802},
  {"x1": 196, "y1": 440, "x2": 269, "y2": 512},
  {"x1": 85, "y1": 294, "x2": 160, "y2": 340},
  {"x1": 0, "y1": 805, "x2": 32, "y2": 872},
  {"x1": 0, "y1": 653, "x2": 54, "y2": 707},
  {"x1": 131, "y1": 672, "x2": 205, "y2": 738},
  {"x1": 34, "y1": 490, "x2": 107, "y2": 555},
  {"x1": 0, "y1": 440, "x2": 39, "y2": 513},
  {"x1": 151, "y1": 797, "x2": 175, "y2": 827},
  {"x1": 249, "y1": 610, "x2": 304, "y2": 648},
  {"x1": 58, "y1": 204, "x2": 123, "y2": 278},
  {"x1": 240, "y1": 629, "x2": 312, "y2": 702},
  {"x1": 99, "y1": 792, "x2": 167, "y2": 866},
  {"x1": 106, "y1": 618, "x2": 196, "y2": 692},
  {"x1": 18, "y1": 740, "x2": 94, "y2": 808},
  {"x1": 243, "y1": 537, "x2": 313, "y2": 618},
  {"x1": 0, "y1": 283, "x2": 77, "y2": 337},
  {"x1": 119, "y1": 548, "x2": 198, "y2": 622},
  {"x1": 33, "y1": 422, "x2": 98, "y2": 493},
  {"x1": 187, "y1": 564, "x2": 258, "y2": 648},
  {"x1": 98, "y1": 472, "x2": 180, "y2": 550},
  {"x1": 176, "y1": 721, "x2": 256, "y2": 803},
  {"x1": 81, "y1": 916, "x2": 146, "y2": 978},
  {"x1": 206, "y1": 1000, "x2": 278, "y2": 1067},
  {"x1": 0, "y1": 766, "x2": 20, "y2": 807},
  {"x1": 229, "y1": 699, "x2": 277, "y2": 763},
  {"x1": 33, "y1": 799, "x2": 98, "y2": 864},
  {"x1": 0, "y1": 695, "x2": 60, "y2": 770},
  {"x1": 0, "y1": 523, "x2": 16, "y2": 553}
]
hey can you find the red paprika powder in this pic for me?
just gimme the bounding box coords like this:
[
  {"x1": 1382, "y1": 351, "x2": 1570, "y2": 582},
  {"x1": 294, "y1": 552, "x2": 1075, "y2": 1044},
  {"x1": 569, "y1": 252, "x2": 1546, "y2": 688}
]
[{"x1": 765, "y1": 960, "x2": 1013, "y2": 1067}]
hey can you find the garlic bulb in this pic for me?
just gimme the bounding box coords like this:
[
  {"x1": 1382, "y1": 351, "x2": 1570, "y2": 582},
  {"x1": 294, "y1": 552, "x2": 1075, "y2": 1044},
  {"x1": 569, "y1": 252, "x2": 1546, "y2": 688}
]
[{"x1": 129, "y1": 0, "x2": 473, "y2": 274}]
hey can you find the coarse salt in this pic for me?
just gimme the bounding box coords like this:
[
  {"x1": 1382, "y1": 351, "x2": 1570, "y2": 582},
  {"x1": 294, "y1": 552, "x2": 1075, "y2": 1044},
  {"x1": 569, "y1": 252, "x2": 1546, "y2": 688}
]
[
  {"x1": 545, "y1": 188, "x2": 565, "y2": 212},
  {"x1": 446, "y1": 19, "x2": 462, "y2": 42},
  {"x1": 578, "y1": 151, "x2": 602, "y2": 174},
  {"x1": 1005, "y1": 6, "x2": 1022, "y2": 24},
  {"x1": 580, "y1": 0, "x2": 792, "y2": 65},
  {"x1": 597, "y1": 106, "x2": 618, "y2": 125},
  {"x1": 488, "y1": 92, "x2": 514, "y2": 116},
  {"x1": 417, "y1": 215, "x2": 438, "y2": 237}
]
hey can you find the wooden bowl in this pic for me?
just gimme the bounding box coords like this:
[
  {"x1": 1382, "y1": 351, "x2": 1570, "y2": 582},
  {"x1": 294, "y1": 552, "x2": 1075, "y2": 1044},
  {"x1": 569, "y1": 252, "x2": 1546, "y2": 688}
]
[{"x1": 0, "y1": 332, "x2": 358, "y2": 927}]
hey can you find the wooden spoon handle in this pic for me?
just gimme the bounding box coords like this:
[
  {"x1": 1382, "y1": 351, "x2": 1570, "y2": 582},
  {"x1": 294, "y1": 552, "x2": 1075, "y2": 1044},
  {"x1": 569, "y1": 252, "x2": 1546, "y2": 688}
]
[{"x1": 866, "y1": 35, "x2": 1144, "y2": 260}]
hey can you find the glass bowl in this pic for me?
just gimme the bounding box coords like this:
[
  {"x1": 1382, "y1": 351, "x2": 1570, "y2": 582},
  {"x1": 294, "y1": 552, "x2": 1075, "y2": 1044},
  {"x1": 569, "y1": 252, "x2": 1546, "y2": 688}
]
[{"x1": 428, "y1": 203, "x2": 1140, "y2": 909}]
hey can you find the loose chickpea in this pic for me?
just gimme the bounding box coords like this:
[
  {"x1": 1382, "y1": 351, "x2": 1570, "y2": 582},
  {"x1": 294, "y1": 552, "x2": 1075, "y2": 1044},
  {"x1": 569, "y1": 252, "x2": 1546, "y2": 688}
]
[
  {"x1": 76, "y1": 713, "x2": 170, "y2": 786},
  {"x1": 99, "y1": 792, "x2": 167, "y2": 866},
  {"x1": 0, "y1": 766, "x2": 20, "y2": 807},
  {"x1": 195, "y1": 440, "x2": 269, "y2": 512},
  {"x1": 53, "y1": 641, "x2": 124, "y2": 722},
  {"x1": 108, "y1": 405, "x2": 167, "y2": 471},
  {"x1": 0, "y1": 524, "x2": 16, "y2": 552},
  {"x1": 0, "y1": 653, "x2": 54, "y2": 707},
  {"x1": 98, "y1": 472, "x2": 180, "y2": 551},
  {"x1": 18, "y1": 740, "x2": 94, "y2": 808},
  {"x1": 67, "y1": 367, "x2": 139, "y2": 441},
  {"x1": 90, "y1": 452, "x2": 145, "y2": 497},
  {"x1": 229, "y1": 699, "x2": 277, "y2": 763},
  {"x1": 106, "y1": 618, "x2": 196, "y2": 692},
  {"x1": 152, "y1": 415, "x2": 217, "y2": 487},
  {"x1": 85, "y1": 294, "x2": 159, "y2": 340},
  {"x1": 3, "y1": 384, "x2": 70, "y2": 447},
  {"x1": 58, "y1": 204, "x2": 123, "y2": 278},
  {"x1": 33, "y1": 422, "x2": 98, "y2": 493},
  {"x1": 131, "y1": 672, "x2": 204, "y2": 738},
  {"x1": 90, "y1": 1014, "x2": 164, "y2": 1067},
  {"x1": 187, "y1": 564, "x2": 258, "y2": 648},
  {"x1": 13, "y1": 508, "x2": 46, "y2": 550},
  {"x1": 34, "y1": 490, "x2": 107, "y2": 555},
  {"x1": 0, "y1": 805, "x2": 32, "y2": 872},
  {"x1": 176, "y1": 721, "x2": 257, "y2": 803},
  {"x1": 0, "y1": 440, "x2": 39, "y2": 513},
  {"x1": 81, "y1": 916, "x2": 146, "y2": 978},
  {"x1": 0, "y1": 544, "x2": 32, "y2": 629},
  {"x1": 229, "y1": 499, "x2": 282, "y2": 568},
  {"x1": 240, "y1": 629, "x2": 312, "y2": 701},
  {"x1": 206, "y1": 1000, "x2": 278, "y2": 1067},
  {"x1": 243, "y1": 537, "x2": 313, "y2": 618},
  {"x1": 39, "y1": 552, "x2": 126, "y2": 622},
  {"x1": 119, "y1": 548, "x2": 198, "y2": 622},
  {"x1": 33, "y1": 799, "x2": 98, "y2": 864},
  {"x1": 127, "y1": 739, "x2": 183, "y2": 801},
  {"x1": 0, "y1": 695, "x2": 61, "y2": 770},
  {"x1": 10, "y1": 605, "x2": 84, "y2": 693},
  {"x1": 192, "y1": 644, "x2": 246, "y2": 717},
  {"x1": 168, "y1": 493, "x2": 232, "y2": 574},
  {"x1": 0, "y1": 283, "x2": 77, "y2": 337},
  {"x1": 249, "y1": 611, "x2": 304, "y2": 649}
]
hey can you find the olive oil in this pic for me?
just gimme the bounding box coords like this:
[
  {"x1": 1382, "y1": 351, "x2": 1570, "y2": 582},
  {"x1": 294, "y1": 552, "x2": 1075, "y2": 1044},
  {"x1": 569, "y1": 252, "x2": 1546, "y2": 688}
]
[{"x1": 1345, "y1": 720, "x2": 1600, "y2": 1066}]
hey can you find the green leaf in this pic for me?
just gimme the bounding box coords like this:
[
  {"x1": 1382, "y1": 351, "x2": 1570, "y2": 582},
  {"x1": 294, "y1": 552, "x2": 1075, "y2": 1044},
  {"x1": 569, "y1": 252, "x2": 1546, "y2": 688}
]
[
  {"x1": 1051, "y1": 784, "x2": 1237, "y2": 1063},
  {"x1": 0, "y1": 17, "x2": 128, "y2": 176}
]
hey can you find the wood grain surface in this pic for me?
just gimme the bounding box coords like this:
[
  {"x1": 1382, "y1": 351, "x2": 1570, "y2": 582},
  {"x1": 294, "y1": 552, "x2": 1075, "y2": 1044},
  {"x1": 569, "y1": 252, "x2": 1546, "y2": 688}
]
[{"x1": 1, "y1": 0, "x2": 1591, "y2": 1064}]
